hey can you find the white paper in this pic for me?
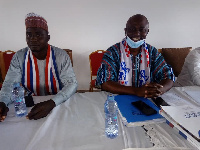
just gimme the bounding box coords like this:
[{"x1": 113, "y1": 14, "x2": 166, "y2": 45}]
[
  {"x1": 185, "y1": 90, "x2": 200, "y2": 104},
  {"x1": 123, "y1": 148, "x2": 194, "y2": 150},
  {"x1": 174, "y1": 86, "x2": 200, "y2": 106},
  {"x1": 161, "y1": 88, "x2": 192, "y2": 106},
  {"x1": 162, "y1": 105, "x2": 200, "y2": 139}
]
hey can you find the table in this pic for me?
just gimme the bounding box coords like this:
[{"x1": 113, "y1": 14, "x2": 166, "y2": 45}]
[{"x1": 0, "y1": 91, "x2": 197, "y2": 150}]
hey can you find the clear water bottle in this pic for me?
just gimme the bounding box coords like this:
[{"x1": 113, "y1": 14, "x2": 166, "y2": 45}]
[
  {"x1": 104, "y1": 94, "x2": 118, "y2": 139},
  {"x1": 12, "y1": 83, "x2": 27, "y2": 117}
]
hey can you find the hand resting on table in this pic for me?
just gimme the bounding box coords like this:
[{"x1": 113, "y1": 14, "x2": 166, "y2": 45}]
[
  {"x1": 0, "y1": 102, "x2": 9, "y2": 122},
  {"x1": 26, "y1": 99, "x2": 55, "y2": 120}
]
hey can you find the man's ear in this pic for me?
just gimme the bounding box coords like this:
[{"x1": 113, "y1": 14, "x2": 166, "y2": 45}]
[
  {"x1": 48, "y1": 35, "x2": 50, "y2": 41},
  {"x1": 124, "y1": 28, "x2": 127, "y2": 36},
  {"x1": 147, "y1": 29, "x2": 149, "y2": 34}
]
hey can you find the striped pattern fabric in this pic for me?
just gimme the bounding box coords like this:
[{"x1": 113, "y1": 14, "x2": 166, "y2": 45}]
[
  {"x1": 22, "y1": 45, "x2": 62, "y2": 95},
  {"x1": 96, "y1": 42, "x2": 175, "y2": 87}
]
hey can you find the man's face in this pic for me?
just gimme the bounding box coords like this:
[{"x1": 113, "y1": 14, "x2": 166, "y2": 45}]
[
  {"x1": 26, "y1": 28, "x2": 50, "y2": 53},
  {"x1": 125, "y1": 16, "x2": 149, "y2": 42}
]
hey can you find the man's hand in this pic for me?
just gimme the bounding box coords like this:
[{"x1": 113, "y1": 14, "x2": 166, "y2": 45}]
[
  {"x1": 0, "y1": 102, "x2": 9, "y2": 122},
  {"x1": 137, "y1": 83, "x2": 163, "y2": 98},
  {"x1": 26, "y1": 99, "x2": 56, "y2": 120}
]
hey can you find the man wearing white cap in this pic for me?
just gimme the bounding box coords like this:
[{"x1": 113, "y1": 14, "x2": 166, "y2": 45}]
[{"x1": 0, "y1": 13, "x2": 77, "y2": 121}]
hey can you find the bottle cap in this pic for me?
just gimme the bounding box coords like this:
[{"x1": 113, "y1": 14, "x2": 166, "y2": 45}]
[
  {"x1": 13, "y1": 82, "x2": 20, "y2": 88},
  {"x1": 107, "y1": 94, "x2": 114, "y2": 100}
]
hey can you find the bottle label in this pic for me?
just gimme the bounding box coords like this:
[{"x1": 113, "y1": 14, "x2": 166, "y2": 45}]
[{"x1": 113, "y1": 116, "x2": 117, "y2": 122}]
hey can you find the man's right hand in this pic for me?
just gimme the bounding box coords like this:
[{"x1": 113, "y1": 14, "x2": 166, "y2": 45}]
[{"x1": 0, "y1": 102, "x2": 9, "y2": 122}]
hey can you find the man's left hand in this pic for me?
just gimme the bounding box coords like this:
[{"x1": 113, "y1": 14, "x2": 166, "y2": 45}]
[
  {"x1": 26, "y1": 99, "x2": 56, "y2": 120},
  {"x1": 143, "y1": 82, "x2": 163, "y2": 98}
]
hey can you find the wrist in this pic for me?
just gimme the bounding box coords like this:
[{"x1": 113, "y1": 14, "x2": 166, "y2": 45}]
[
  {"x1": 0, "y1": 102, "x2": 6, "y2": 107},
  {"x1": 130, "y1": 87, "x2": 138, "y2": 95},
  {"x1": 49, "y1": 99, "x2": 56, "y2": 108}
]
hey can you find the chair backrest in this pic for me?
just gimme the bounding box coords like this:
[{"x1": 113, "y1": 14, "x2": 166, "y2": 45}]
[
  {"x1": 161, "y1": 47, "x2": 192, "y2": 77},
  {"x1": 63, "y1": 49, "x2": 73, "y2": 66},
  {"x1": 89, "y1": 50, "x2": 106, "y2": 77},
  {"x1": 0, "y1": 50, "x2": 16, "y2": 81},
  {"x1": 158, "y1": 49, "x2": 162, "y2": 53},
  {"x1": 0, "y1": 69, "x2": 3, "y2": 84}
]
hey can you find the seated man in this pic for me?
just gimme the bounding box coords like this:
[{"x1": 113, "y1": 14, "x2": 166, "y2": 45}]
[
  {"x1": 96, "y1": 14, "x2": 175, "y2": 97},
  {"x1": 0, "y1": 13, "x2": 77, "y2": 121},
  {"x1": 174, "y1": 47, "x2": 200, "y2": 86}
]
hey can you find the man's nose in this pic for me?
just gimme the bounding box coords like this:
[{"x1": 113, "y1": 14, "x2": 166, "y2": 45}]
[{"x1": 134, "y1": 30, "x2": 140, "y2": 36}]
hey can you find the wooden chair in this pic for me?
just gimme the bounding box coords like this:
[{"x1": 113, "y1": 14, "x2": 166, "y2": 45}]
[
  {"x1": 0, "y1": 69, "x2": 3, "y2": 87},
  {"x1": 63, "y1": 49, "x2": 73, "y2": 66},
  {"x1": 89, "y1": 50, "x2": 106, "y2": 92},
  {"x1": 158, "y1": 49, "x2": 162, "y2": 53},
  {"x1": 0, "y1": 50, "x2": 16, "y2": 89},
  {"x1": 160, "y1": 47, "x2": 192, "y2": 77}
]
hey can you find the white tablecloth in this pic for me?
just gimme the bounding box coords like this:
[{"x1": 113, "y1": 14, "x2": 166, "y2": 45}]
[{"x1": 0, "y1": 91, "x2": 196, "y2": 150}]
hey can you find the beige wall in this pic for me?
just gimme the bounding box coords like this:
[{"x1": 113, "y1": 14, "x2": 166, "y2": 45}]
[{"x1": 1, "y1": 0, "x2": 200, "y2": 90}]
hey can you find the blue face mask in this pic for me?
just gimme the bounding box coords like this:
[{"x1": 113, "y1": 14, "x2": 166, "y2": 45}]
[{"x1": 126, "y1": 36, "x2": 144, "y2": 48}]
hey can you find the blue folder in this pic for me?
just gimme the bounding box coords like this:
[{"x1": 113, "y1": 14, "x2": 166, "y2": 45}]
[{"x1": 115, "y1": 95, "x2": 163, "y2": 124}]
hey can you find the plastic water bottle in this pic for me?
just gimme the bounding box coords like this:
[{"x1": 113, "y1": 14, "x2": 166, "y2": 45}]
[
  {"x1": 104, "y1": 94, "x2": 118, "y2": 139},
  {"x1": 12, "y1": 83, "x2": 27, "y2": 117}
]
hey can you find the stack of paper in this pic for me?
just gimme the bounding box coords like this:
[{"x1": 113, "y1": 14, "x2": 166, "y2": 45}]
[
  {"x1": 123, "y1": 148, "x2": 193, "y2": 150},
  {"x1": 184, "y1": 90, "x2": 200, "y2": 106},
  {"x1": 115, "y1": 95, "x2": 164, "y2": 127},
  {"x1": 173, "y1": 86, "x2": 200, "y2": 107},
  {"x1": 160, "y1": 87, "x2": 195, "y2": 106},
  {"x1": 160, "y1": 105, "x2": 200, "y2": 149}
]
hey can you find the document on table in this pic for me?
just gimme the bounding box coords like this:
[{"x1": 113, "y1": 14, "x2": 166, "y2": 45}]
[
  {"x1": 115, "y1": 95, "x2": 164, "y2": 127},
  {"x1": 123, "y1": 147, "x2": 193, "y2": 150},
  {"x1": 161, "y1": 105, "x2": 200, "y2": 139},
  {"x1": 160, "y1": 88, "x2": 193, "y2": 106},
  {"x1": 173, "y1": 86, "x2": 200, "y2": 106},
  {"x1": 184, "y1": 90, "x2": 200, "y2": 104}
]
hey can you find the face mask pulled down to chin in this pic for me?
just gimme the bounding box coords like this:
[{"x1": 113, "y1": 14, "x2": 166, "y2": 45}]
[{"x1": 126, "y1": 36, "x2": 145, "y2": 48}]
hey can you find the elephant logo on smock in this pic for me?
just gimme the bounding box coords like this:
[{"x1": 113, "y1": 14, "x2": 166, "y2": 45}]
[
  {"x1": 119, "y1": 62, "x2": 130, "y2": 81},
  {"x1": 139, "y1": 70, "x2": 149, "y2": 86}
]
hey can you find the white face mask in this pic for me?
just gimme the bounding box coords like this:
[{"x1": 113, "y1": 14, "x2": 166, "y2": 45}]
[{"x1": 126, "y1": 36, "x2": 144, "y2": 48}]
